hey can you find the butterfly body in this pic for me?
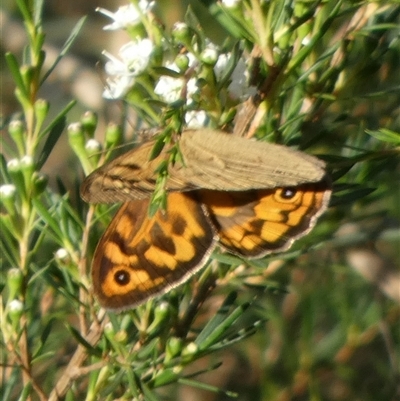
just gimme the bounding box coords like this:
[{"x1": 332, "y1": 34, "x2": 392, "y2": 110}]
[{"x1": 81, "y1": 130, "x2": 331, "y2": 311}]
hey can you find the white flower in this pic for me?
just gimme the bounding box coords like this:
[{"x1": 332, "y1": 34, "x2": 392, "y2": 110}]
[
  {"x1": 215, "y1": 54, "x2": 257, "y2": 99},
  {"x1": 153, "y1": 53, "x2": 200, "y2": 103},
  {"x1": 204, "y1": 41, "x2": 220, "y2": 53},
  {"x1": 165, "y1": 61, "x2": 181, "y2": 74},
  {"x1": 55, "y1": 248, "x2": 69, "y2": 261},
  {"x1": 221, "y1": 0, "x2": 241, "y2": 7},
  {"x1": 155, "y1": 75, "x2": 184, "y2": 103},
  {"x1": 155, "y1": 75, "x2": 199, "y2": 105},
  {"x1": 186, "y1": 78, "x2": 199, "y2": 105},
  {"x1": 104, "y1": 75, "x2": 135, "y2": 99},
  {"x1": 214, "y1": 53, "x2": 230, "y2": 80},
  {"x1": 185, "y1": 110, "x2": 208, "y2": 128},
  {"x1": 0, "y1": 184, "x2": 16, "y2": 198},
  {"x1": 9, "y1": 299, "x2": 23, "y2": 312},
  {"x1": 228, "y1": 58, "x2": 257, "y2": 99},
  {"x1": 102, "y1": 39, "x2": 154, "y2": 99},
  {"x1": 104, "y1": 39, "x2": 154, "y2": 77},
  {"x1": 138, "y1": 0, "x2": 155, "y2": 12},
  {"x1": 97, "y1": 1, "x2": 155, "y2": 30},
  {"x1": 302, "y1": 36, "x2": 311, "y2": 46}
]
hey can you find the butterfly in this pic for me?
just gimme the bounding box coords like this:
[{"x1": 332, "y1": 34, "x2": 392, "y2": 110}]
[{"x1": 81, "y1": 129, "x2": 331, "y2": 311}]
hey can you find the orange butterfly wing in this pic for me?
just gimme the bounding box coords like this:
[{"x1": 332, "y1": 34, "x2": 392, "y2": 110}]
[
  {"x1": 198, "y1": 181, "x2": 331, "y2": 258},
  {"x1": 92, "y1": 192, "x2": 216, "y2": 311}
]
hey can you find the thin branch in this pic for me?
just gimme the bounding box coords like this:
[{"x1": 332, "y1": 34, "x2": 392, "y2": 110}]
[
  {"x1": 5, "y1": 339, "x2": 47, "y2": 401},
  {"x1": 78, "y1": 206, "x2": 95, "y2": 335},
  {"x1": 48, "y1": 310, "x2": 105, "y2": 401},
  {"x1": 49, "y1": 204, "x2": 103, "y2": 401}
]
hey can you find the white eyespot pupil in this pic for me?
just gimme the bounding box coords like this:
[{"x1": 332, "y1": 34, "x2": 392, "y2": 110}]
[
  {"x1": 281, "y1": 188, "x2": 297, "y2": 199},
  {"x1": 115, "y1": 270, "x2": 130, "y2": 286}
]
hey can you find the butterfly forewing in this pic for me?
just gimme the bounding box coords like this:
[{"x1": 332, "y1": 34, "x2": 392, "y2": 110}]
[
  {"x1": 199, "y1": 181, "x2": 331, "y2": 258},
  {"x1": 80, "y1": 140, "x2": 199, "y2": 204},
  {"x1": 92, "y1": 192, "x2": 216, "y2": 311},
  {"x1": 81, "y1": 129, "x2": 329, "y2": 205},
  {"x1": 177, "y1": 130, "x2": 328, "y2": 190}
]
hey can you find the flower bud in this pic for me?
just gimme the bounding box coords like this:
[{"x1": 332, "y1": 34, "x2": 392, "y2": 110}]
[
  {"x1": 20, "y1": 65, "x2": 34, "y2": 91},
  {"x1": 104, "y1": 321, "x2": 115, "y2": 337},
  {"x1": 68, "y1": 123, "x2": 85, "y2": 156},
  {"x1": 104, "y1": 322, "x2": 127, "y2": 346},
  {"x1": 55, "y1": 248, "x2": 71, "y2": 265},
  {"x1": 32, "y1": 172, "x2": 48, "y2": 196},
  {"x1": 20, "y1": 155, "x2": 35, "y2": 170},
  {"x1": 222, "y1": 0, "x2": 241, "y2": 8},
  {"x1": 20, "y1": 155, "x2": 35, "y2": 189},
  {"x1": 104, "y1": 123, "x2": 122, "y2": 150},
  {"x1": 114, "y1": 330, "x2": 128, "y2": 343},
  {"x1": 0, "y1": 184, "x2": 16, "y2": 199},
  {"x1": 181, "y1": 342, "x2": 198, "y2": 357},
  {"x1": 174, "y1": 54, "x2": 190, "y2": 72},
  {"x1": 0, "y1": 184, "x2": 17, "y2": 216},
  {"x1": 172, "y1": 22, "x2": 191, "y2": 46},
  {"x1": 165, "y1": 337, "x2": 183, "y2": 362},
  {"x1": 146, "y1": 301, "x2": 169, "y2": 335},
  {"x1": 85, "y1": 139, "x2": 102, "y2": 166},
  {"x1": 7, "y1": 268, "x2": 23, "y2": 300},
  {"x1": 34, "y1": 99, "x2": 50, "y2": 131},
  {"x1": 8, "y1": 120, "x2": 25, "y2": 155},
  {"x1": 81, "y1": 111, "x2": 98, "y2": 138},
  {"x1": 7, "y1": 158, "x2": 26, "y2": 199},
  {"x1": 8, "y1": 299, "x2": 24, "y2": 329},
  {"x1": 7, "y1": 158, "x2": 21, "y2": 173},
  {"x1": 200, "y1": 48, "x2": 218, "y2": 66},
  {"x1": 68, "y1": 123, "x2": 92, "y2": 174}
]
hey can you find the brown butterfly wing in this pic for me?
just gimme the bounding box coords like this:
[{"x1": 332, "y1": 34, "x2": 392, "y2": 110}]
[
  {"x1": 92, "y1": 192, "x2": 216, "y2": 311},
  {"x1": 199, "y1": 181, "x2": 331, "y2": 258},
  {"x1": 81, "y1": 129, "x2": 329, "y2": 204},
  {"x1": 80, "y1": 140, "x2": 199, "y2": 204},
  {"x1": 177, "y1": 130, "x2": 328, "y2": 190}
]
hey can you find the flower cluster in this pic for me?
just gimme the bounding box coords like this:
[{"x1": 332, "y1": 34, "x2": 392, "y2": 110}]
[{"x1": 98, "y1": 0, "x2": 256, "y2": 128}]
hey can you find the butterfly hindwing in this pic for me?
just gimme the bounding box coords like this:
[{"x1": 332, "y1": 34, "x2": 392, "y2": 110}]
[
  {"x1": 92, "y1": 192, "x2": 216, "y2": 311},
  {"x1": 199, "y1": 181, "x2": 331, "y2": 258}
]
